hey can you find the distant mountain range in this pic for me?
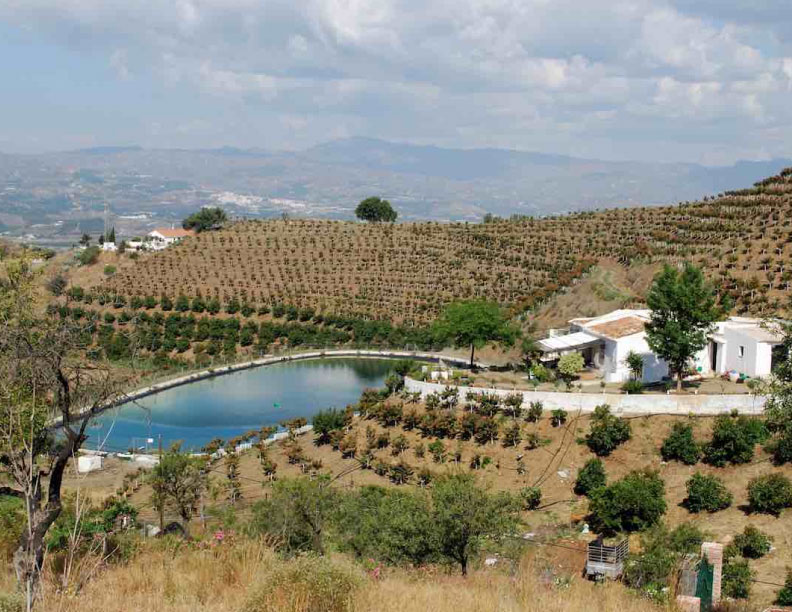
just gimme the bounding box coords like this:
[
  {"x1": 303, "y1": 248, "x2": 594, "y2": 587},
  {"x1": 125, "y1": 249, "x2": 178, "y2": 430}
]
[{"x1": 1, "y1": 137, "x2": 790, "y2": 245}]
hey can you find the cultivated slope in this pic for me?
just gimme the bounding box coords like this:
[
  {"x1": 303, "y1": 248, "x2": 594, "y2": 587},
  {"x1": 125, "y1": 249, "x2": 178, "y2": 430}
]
[{"x1": 100, "y1": 168, "x2": 792, "y2": 323}]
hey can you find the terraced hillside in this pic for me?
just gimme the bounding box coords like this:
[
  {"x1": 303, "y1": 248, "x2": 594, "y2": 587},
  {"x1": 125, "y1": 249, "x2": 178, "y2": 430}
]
[{"x1": 99, "y1": 168, "x2": 792, "y2": 323}]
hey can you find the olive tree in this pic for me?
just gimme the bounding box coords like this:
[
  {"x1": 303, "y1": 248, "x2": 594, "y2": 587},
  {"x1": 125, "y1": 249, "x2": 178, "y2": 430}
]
[{"x1": 0, "y1": 258, "x2": 124, "y2": 609}]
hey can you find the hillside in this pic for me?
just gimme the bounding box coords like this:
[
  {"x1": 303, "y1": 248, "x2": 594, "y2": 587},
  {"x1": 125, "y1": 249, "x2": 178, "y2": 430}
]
[{"x1": 95, "y1": 168, "x2": 792, "y2": 324}]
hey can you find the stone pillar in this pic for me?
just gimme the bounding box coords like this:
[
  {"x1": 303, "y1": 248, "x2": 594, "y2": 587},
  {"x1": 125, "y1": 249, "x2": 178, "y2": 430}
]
[
  {"x1": 675, "y1": 595, "x2": 700, "y2": 612},
  {"x1": 701, "y1": 542, "x2": 724, "y2": 604}
]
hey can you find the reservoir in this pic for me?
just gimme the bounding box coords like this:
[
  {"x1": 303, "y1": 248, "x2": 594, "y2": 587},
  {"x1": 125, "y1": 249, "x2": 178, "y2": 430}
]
[{"x1": 90, "y1": 357, "x2": 397, "y2": 452}]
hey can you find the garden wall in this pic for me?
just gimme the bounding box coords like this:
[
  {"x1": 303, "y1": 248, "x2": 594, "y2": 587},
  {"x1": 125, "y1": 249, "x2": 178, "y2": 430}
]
[{"x1": 404, "y1": 378, "x2": 766, "y2": 415}]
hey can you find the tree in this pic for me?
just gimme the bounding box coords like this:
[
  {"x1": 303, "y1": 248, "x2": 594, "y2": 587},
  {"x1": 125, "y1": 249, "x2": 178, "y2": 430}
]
[
  {"x1": 433, "y1": 300, "x2": 517, "y2": 369},
  {"x1": 334, "y1": 486, "x2": 436, "y2": 566},
  {"x1": 723, "y1": 558, "x2": 753, "y2": 599},
  {"x1": 703, "y1": 413, "x2": 766, "y2": 467},
  {"x1": 624, "y1": 350, "x2": 643, "y2": 380},
  {"x1": 430, "y1": 474, "x2": 519, "y2": 575},
  {"x1": 557, "y1": 352, "x2": 584, "y2": 381},
  {"x1": 78, "y1": 233, "x2": 91, "y2": 246},
  {"x1": 0, "y1": 257, "x2": 123, "y2": 607},
  {"x1": 355, "y1": 197, "x2": 397, "y2": 223},
  {"x1": 660, "y1": 422, "x2": 701, "y2": 465},
  {"x1": 683, "y1": 472, "x2": 732, "y2": 513},
  {"x1": 588, "y1": 469, "x2": 666, "y2": 535},
  {"x1": 759, "y1": 321, "x2": 792, "y2": 465},
  {"x1": 645, "y1": 263, "x2": 719, "y2": 391},
  {"x1": 731, "y1": 525, "x2": 772, "y2": 559},
  {"x1": 574, "y1": 458, "x2": 607, "y2": 496},
  {"x1": 249, "y1": 476, "x2": 337, "y2": 555},
  {"x1": 584, "y1": 404, "x2": 631, "y2": 457},
  {"x1": 182, "y1": 207, "x2": 227, "y2": 232},
  {"x1": 312, "y1": 408, "x2": 346, "y2": 445},
  {"x1": 149, "y1": 444, "x2": 207, "y2": 532},
  {"x1": 747, "y1": 473, "x2": 792, "y2": 515},
  {"x1": 776, "y1": 569, "x2": 792, "y2": 606},
  {"x1": 107, "y1": 227, "x2": 115, "y2": 243}
]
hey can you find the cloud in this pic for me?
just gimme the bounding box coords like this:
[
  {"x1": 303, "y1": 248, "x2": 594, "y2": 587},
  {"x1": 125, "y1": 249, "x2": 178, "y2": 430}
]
[{"x1": 1, "y1": 0, "x2": 791, "y2": 162}]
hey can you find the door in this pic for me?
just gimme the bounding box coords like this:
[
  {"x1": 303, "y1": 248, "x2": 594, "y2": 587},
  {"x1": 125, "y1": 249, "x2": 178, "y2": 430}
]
[
  {"x1": 710, "y1": 342, "x2": 718, "y2": 373},
  {"x1": 696, "y1": 558, "x2": 714, "y2": 612}
]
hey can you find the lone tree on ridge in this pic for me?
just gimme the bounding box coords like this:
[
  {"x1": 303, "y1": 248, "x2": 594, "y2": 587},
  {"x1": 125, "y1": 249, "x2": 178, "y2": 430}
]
[
  {"x1": 182, "y1": 207, "x2": 228, "y2": 233},
  {"x1": 645, "y1": 262, "x2": 719, "y2": 392},
  {"x1": 355, "y1": 197, "x2": 398, "y2": 223},
  {"x1": 433, "y1": 300, "x2": 517, "y2": 369}
]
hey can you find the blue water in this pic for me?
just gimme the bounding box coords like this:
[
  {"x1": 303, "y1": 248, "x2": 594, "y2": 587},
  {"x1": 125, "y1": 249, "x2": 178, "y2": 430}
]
[{"x1": 89, "y1": 358, "x2": 395, "y2": 452}]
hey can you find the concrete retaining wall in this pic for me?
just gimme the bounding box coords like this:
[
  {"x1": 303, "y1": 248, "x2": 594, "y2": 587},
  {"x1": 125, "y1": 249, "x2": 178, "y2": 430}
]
[{"x1": 404, "y1": 377, "x2": 766, "y2": 415}]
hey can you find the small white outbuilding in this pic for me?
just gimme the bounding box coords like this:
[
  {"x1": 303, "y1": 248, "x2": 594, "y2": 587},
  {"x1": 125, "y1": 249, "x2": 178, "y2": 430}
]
[{"x1": 77, "y1": 455, "x2": 104, "y2": 474}]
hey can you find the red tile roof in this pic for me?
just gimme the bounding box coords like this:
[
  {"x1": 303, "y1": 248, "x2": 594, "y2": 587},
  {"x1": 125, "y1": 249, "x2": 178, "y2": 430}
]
[{"x1": 587, "y1": 315, "x2": 646, "y2": 339}]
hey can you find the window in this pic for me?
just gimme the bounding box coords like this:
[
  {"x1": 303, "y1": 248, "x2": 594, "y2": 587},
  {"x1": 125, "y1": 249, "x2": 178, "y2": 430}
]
[{"x1": 738, "y1": 346, "x2": 745, "y2": 359}]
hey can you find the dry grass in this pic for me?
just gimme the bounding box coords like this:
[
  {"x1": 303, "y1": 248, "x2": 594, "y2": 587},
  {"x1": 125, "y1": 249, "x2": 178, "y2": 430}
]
[{"x1": 25, "y1": 539, "x2": 662, "y2": 612}]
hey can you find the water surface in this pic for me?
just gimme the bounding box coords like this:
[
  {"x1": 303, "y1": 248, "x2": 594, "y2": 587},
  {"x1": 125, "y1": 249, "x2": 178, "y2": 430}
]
[{"x1": 90, "y1": 358, "x2": 395, "y2": 452}]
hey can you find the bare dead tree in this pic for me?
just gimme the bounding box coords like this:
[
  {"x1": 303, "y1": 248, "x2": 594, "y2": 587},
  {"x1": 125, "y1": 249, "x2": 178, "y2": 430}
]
[{"x1": 0, "y1": 258, "x2": 126, "y2": 610}]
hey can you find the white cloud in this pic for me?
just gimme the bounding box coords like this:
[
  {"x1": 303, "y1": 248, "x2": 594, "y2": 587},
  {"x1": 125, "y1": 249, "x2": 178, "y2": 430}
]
[{"x1": 1, "y1": 0, "x2": 791, "y2": 162}]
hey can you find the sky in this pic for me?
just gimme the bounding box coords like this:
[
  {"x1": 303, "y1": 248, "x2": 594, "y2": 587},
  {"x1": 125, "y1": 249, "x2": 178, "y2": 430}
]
[{"x1": 1, "y1": 0, "x2": 791, "y2": 164}]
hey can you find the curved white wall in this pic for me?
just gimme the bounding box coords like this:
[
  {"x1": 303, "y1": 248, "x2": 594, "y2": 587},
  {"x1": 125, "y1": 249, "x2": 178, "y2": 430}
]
[{"x1": 404, "y1": 377, "x2": 765, "y2": 415}]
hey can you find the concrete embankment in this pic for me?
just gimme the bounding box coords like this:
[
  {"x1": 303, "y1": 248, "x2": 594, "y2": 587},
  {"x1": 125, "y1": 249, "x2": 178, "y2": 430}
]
[{"x1": 404, "y1": 377, "x2": 766, "y2": 415}]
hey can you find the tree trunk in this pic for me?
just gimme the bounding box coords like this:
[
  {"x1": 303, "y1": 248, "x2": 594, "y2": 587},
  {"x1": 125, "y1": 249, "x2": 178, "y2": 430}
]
[
  {"x1": 14, "y1": 443, "x2": 73, "y2": 611},
  {"x1": 460, "y1": 554, "x2": 468, "y2": 576},
  {"x1": 469, "y1": 344, "x2": 475, "y2": 371},
  {"x1": 677, "y1": 370, "x2": 683, "y2": 392}
]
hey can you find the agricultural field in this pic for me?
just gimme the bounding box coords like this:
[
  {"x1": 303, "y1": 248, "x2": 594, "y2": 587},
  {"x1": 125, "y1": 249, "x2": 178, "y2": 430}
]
[{"x1": 88, "y1": 168, "x2": 792, "y2": 325}]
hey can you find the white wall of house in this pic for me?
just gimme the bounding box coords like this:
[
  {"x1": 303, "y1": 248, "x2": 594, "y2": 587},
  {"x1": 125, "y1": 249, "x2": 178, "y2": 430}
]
[{"x1": 721, "y1": 327, "x2": 773, "y2": 377}]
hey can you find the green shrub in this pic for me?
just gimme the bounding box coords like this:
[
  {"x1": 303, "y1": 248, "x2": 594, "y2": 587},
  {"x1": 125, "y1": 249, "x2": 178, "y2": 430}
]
[
  {"x1": 574, "y1": 458, "x2": 606, "y2": 496},
  {"x1": 557, "y1": 352, "x2": 584, "y2": 380},
  {"x1": 334, "y1": 486, "x2": 436, "y2": 566},
  {"x1": 747, "y1": 473, "x2": 792, "y2": 515},
  {"x1": 76, "y1": 246, "x2": 100, "y2": 266},
  {"x1": 732, "y1": 525, "x2": 772, "y2": 559},
  {"x1": 683, "y1": 473, "x2": 732, "y2": 513},
  {"x1": 776, "y1": 569, "x2": 792, "y2": 606},
  {"x1": 530, "y1": 363, "x2": 552, "y2": 383},
  {"x1": 766, "y1": 429, "x2": 792, "y2": 465},
  {"x1": 704, "y1": 414, "x2": 767, "y2": 467},
  {"x1": 722, "y1": 558, "x2": 753, "y2": 599},
  {"x1": 620, "y1": 379, "x2": 644, "y2": 394},
  {"x1": 0, "y1": 593, "x2": 24, "y2": 612},
  {"x1": 312, "y1": 408, "x2": 347, "y2": 445},
  {"x1": 585, "y1": 404, "x2": 631, "y2": 456},
  {"x1": 623, "y1": 523, "x2": 704, "y2": 596},
  {"x1": 0, "y1": 495, "x2": 24, "y2": 561},
  {"x1": 550, "y1": 408, "x2": 567, "y2": 427},
  {"x1": 519, "y1": 487, "x2": 542, "y2": 510},
  {"x1": 660, "y1": 422, "x2": 701, "y2": 465},
  {"x1": 588, "y1": 469, "x2": 666, "y2": 535}
]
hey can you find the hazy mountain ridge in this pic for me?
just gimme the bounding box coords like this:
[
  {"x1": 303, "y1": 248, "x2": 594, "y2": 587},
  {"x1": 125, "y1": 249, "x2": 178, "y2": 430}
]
[{"x1": 1, "y1": 138, "x2": 790, "y2": 246}]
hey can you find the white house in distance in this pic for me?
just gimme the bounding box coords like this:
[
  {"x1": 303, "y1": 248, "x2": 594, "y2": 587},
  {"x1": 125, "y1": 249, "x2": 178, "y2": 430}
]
[
  {"x1": 146, "y1": 228, "x2": 195, "y2": 250},
  {"x1": 538, "y1": 309, "x2": 785, "y2": 383}
]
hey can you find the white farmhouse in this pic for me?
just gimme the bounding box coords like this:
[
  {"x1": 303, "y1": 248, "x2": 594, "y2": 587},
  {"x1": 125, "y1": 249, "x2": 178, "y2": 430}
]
[
  {"x1": 147, "y1": 228, "x2": 195, "y2": 250},
  {"x1": 538, "y1": 309, "x2": 784, "y2": 383}
]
